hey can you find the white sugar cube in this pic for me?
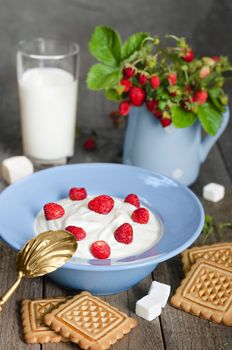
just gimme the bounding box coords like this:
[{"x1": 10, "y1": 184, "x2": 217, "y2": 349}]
[
  {"x1": 203, "y1": 183, "x2": 225, "y2": 203},
  {"x1": 135, "y1": 295, "x2": 161, "y2": 321},
  {"x1": 148, "y1": 281, "x2": 171, "y2": 308},
  {"x1": 1, "y1": 156, "x2": 34, "y2": 184}
]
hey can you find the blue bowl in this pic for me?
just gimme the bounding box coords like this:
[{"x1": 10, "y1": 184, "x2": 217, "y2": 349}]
[{"x1": 0, "y1": 163, "x2": 204, "y2": 295}]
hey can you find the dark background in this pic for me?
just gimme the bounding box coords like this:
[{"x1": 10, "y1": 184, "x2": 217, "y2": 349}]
[{"x1": 0, "y1": 0, "x2": 232, "y2": 151}]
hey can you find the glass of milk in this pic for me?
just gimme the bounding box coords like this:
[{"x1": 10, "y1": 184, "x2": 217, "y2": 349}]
[{"x1": 17, "y1": 38, "x2": 80, "y2": 165}]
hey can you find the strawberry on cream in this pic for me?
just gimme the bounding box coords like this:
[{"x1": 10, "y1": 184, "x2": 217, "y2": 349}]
[{"x1": 34, "y1": 195, "x2": 162, "y2": 260}]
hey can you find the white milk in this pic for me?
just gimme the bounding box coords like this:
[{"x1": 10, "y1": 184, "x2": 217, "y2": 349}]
[{"x1": 18, "y1": 67, "x2": 77, "y2": 162}]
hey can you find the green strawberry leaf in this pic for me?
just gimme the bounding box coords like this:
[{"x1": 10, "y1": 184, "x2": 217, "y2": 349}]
[
  {"x1": 209, "y1": 96, "x2": 225, "y2": 113},
  {"x1": 87, "y1": 64, "x2": 121, "y2": 90},
  {"x1": 104, "y1": 89, "x2": 122, "y2": 101},
  {"x1": 209, "y1": 87, "x2": 221, "y2": 99},
  {"x1": 202, "y1": 71, "x2": 218, "y2": 84},
  {"x1": 122, "y1": 32, "x2": 149, "y2": 60},
  {"x1": 208, "y1": 88, "x2": 225, "y2": 113},
  {"x1": 122, "y1": 50, "x2": 140, "y2": 63},
  {"x1": 198, "y1": 102, "x2": 222, "y2": 135},
  {"x1": 158, "y1": 101, "x2": 167, "y2": 111},
  {"x1": 171, "y1": 105, "x2": 197, "y2": 128},
  {"x1": 88, "y1": 26, "x2": 121, "y2": 67}
]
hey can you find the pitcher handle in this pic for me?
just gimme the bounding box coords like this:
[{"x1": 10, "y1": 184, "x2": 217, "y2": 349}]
[{"x1": 200, "y1": 107, "x2": 230, "y2": 163}]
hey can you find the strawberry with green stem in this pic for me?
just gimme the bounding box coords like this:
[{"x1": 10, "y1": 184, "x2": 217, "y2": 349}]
[{"x1": 87, "y1": 26, "x2": 232, "y2": 133}]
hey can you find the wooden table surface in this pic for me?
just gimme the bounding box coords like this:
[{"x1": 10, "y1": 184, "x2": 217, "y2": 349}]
[{"x1": 0, "y1": 119, "x2": 232, "y2": 350}]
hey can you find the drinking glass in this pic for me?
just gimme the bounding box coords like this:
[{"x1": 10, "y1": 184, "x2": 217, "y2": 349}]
[{"x1": 17, "y1": 38, "x2": 80, "y2": 165}]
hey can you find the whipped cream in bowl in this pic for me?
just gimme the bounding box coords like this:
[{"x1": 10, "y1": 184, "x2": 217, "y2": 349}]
[{"x1": 34, "y1": 195, "x2": 162, "y2": 261}]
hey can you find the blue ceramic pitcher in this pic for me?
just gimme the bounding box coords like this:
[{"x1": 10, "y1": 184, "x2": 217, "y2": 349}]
[{"x1": 123, "y1": 105, "x2": 230, "y2": 186}]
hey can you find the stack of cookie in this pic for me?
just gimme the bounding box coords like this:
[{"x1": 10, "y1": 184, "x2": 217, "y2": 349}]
[
  {"x1": 21, "y1": 291, "x2": 137, "y2": 349},
  {"x1": 171, "y1": 242, "x2": 232, "y2": 326}
]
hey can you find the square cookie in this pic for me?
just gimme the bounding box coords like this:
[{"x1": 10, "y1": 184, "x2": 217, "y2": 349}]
[
  {"x1": 21, "y1": 296, "x2": 69, "y2": 343},
  {"x1": 181, "y1": 242, "x2": 232, "y2": 273},
  {"x1": 44, "y1": 291, "x2": 137, "y2": 350},
  {"x1": 171, "y1": 259, "x2": 232, "y2": 326}
]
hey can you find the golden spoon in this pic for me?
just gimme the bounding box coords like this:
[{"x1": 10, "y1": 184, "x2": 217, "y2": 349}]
[{"x1": 0, "y1": 230, "x2": 77, "y2": 312}]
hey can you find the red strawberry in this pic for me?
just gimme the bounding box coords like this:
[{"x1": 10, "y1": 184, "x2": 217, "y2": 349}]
[
  {"x1": 88, "y1": 195, "x2": 114, "y2": 214},
  {"x1": 124, "y1": 194, "x2": 140, "y2": 208},
  {"x1": 169, "y1": 91, "x2": 176, "y2": 97},
  {"x1": 199, "y1": 66, "x2": 210, "y2": 79},
  {"x1": 181, "y1": 100, "x2": 191, "y2": 111},
  {"x1": 131, "y1": 207, "x2": 149, "y2": 224},
  {"x1": 114, "y1": 223, "x2": 133, "y2": 244},
  {"x1": 113, "y1": 117, "x2": 120, "y2": 128},
  {"x1": 120, "y1": 79, "x2": 132, "y2": 92},
  {"x1": 109, "y1": 110, "x2": 120, "y2": 119},
  {"x1": 119, "y1": 101, "x2": 131, "y2": 116},
  {"x1": 69, "y1": 187, "x2": 87, "y2": 201},
  {"x1": 138, "y1": 73, "x2": 147, "y2": 86},
  {"x1": 150, "y1": 75, "x2": 160, "y2": 89},
  {"x1": 182, "y1": 50, "x2": 194, "y2": 62},
  {"x1": 161, "y1": 118, "x2": 172, "y2": 127},
  {"x1": 146, "y1": 99, "x2": 158, "y2": 112},
  {"x1": 123, "y1": 67, "x2": 135, "y2": 78},
  {"x1": 154, "y1": 109, "x2": 163, "y2": 119},
  {"x1": 167, "y1": 73, "x2": 177, "y2": 86},
  {"x1": 90, "y1": 240, "x2": 111, "y2": 259},
  {"x1": 185, "y1": 85, "x2": 193, "y2": 93},
  {"x1": 212, "y1": 56, "x2": 220, "y2": 62},
  {"x1": 43, "y1": 203, "x2": 65, "y2": 220},
  {"x1": 83, "y1": 137, "x2": 96, "y2": 151},
  {"x1": 65, "y1": 226, "x2": 86, "y2": 241},
  {"x1": 192, "y1": 90, "x2": 208, "y2": 104},
  {"x1": 129, "y1": 87, "x2": 145, "y2": 106}
]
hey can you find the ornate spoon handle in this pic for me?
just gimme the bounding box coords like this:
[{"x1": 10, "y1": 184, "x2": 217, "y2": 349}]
[{"x1": 0, "y1": 271, "x2": 23, "y2": 313}]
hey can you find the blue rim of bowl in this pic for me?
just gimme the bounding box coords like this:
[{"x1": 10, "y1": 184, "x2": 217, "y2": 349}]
[{"x1": 0, "y1": 163, "x2": 205, "y2": 271}]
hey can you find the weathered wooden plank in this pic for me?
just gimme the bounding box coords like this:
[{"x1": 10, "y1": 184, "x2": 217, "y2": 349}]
[
  {"x1": 218, "y1": 95, "x2": 232, "y2": 181},
  {"x1": 191, "y1": 145, "x2": 232, "y2": 246},
  {"x1": 200, "y1": 191, "x2": 232, "y2": 244},
  {"x1": 69, "y1": 133, "x2": 123, "y2": 165},
  {"x1": 127, "y1": 277, "x2": 165, "y2": 350},
  {"x1": 191, "y1": 145, "x2": 232, "y2": 194},
  {"x1": 0, "y1": 160, "x2": 43, "y2": 350},
  {"x1": 154, "y1": 145, "x2": 232, "y2": 350},
  {"x1": 103, "y1": 292, "x2": 131, "y2": 350},
  {"x1": 0, "y1": 126, "x2": 231, "y2": 350},
  {"x1": 0, "y1": 242, "x2": 43, "y2": 350}
]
